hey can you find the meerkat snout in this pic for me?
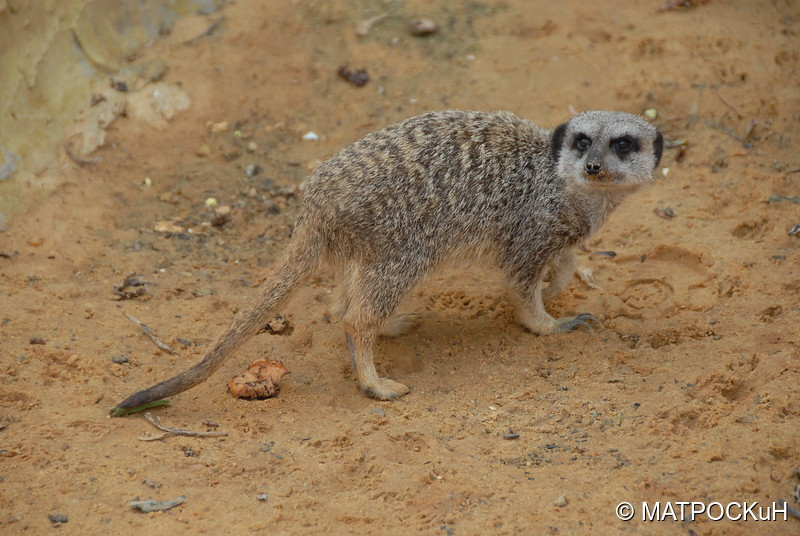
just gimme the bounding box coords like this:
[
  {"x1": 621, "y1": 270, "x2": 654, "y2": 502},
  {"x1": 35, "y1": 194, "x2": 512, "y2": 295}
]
[{"x1": 584, "y1": 160, "x2": 602, "y2": 176}]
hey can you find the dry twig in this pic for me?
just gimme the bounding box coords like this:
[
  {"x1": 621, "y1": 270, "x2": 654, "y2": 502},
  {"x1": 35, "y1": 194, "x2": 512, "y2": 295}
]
[
  {"x1": 138, "y1": 412, "x2": 228, "y2": 441},
  {"x1": 123, "y1": 312, "x2": 177, "y2": 354}
]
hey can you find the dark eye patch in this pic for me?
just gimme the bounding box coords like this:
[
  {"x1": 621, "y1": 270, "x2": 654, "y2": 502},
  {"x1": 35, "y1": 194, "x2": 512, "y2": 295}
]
[
  {"x1": 573, "y1": 134, "x2": 592, "y2": 152},
  {"x1": 550, "y1": 122, "x2": 568, "y2": 161},
  {"x1": 612, "y1": 136, "x2": 639, "y2": 157}
]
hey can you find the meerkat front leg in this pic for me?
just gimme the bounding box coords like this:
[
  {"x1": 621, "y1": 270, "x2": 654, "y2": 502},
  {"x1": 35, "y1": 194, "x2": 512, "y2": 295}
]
[
  {"x1": 514, "y1": 273, "x2": 595, "y2": 335},
  {"x1": 542, "y1": 249, "x2": 577, "y2": 304}
]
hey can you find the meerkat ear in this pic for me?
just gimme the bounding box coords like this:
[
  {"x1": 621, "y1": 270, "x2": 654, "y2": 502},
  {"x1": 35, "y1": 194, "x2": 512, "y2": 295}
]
[
  {"x1": 551, "y1": 123, "x2": 569, "y2": 161},
  {"x1": 653, "y1": 131, "x2": 664, "y2": 168}
]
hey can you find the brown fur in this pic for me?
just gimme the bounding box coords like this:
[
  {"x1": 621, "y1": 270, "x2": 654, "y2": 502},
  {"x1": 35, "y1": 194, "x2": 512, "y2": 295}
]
[{"x1": 116, "y1": 110, "x2": 662, "y2": 409}]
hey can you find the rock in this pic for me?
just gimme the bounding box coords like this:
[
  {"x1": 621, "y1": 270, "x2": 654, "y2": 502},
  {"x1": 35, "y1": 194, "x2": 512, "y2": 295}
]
[
  {"x1": 130, "y1": 495, "x2": 186, "y2": 513},
  {"x1": 409, "y1": 18, "x2": 438, "y2": 36},
  {"x1": 49, "y1": 514, "x2": 68, "y2": 524}
]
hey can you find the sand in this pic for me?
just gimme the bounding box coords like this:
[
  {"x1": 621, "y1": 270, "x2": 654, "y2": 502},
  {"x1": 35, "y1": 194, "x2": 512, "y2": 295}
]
[{"x1": 1, "y1": 1, "x2": 798, "y2": 534}]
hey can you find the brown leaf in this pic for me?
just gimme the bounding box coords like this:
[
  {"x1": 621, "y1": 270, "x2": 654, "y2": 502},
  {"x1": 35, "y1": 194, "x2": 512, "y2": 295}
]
[{"x1": 228, "y1": 360, "x2": 290, "y2": 399}]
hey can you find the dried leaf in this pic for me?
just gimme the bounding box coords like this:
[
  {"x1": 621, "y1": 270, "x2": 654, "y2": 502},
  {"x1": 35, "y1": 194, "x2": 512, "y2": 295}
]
[{"x1": 228, "y1": 360, "x2": 290, "y2": 399}]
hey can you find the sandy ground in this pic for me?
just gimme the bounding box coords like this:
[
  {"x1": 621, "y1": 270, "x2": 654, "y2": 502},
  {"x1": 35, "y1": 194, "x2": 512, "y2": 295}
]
[{"x1": 2, "y1": 0, "x2": 799, "y2": 534}]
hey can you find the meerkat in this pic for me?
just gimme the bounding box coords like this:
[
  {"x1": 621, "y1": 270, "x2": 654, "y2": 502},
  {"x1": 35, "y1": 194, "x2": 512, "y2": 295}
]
[{"x1": 115, "y1": 110, "x2": 662, "y2": 410}]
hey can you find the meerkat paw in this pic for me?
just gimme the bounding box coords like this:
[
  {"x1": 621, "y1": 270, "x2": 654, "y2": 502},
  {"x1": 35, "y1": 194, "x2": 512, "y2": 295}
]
[
  {"x1": 519, "y1": 310, "x2": 598, "y2": 334},
  {"x1": 555, "y1": 313, "x2": 597, "y2": 333},
  {"x1": 361, "y1": 378, "x2": 410, "y2": 400},
  {"x1": 380, "y1": 313, "x2": 422, "y2": 337}
]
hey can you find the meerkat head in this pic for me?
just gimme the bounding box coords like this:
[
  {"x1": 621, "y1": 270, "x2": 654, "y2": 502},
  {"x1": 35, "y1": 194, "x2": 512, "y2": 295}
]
[{"x1": 551, "y1": 111, "x2": 663, "y2": 188}]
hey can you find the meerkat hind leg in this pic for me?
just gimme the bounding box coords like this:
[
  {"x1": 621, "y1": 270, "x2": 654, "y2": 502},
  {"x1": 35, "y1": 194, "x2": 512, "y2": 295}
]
[
  {"x1": 339, "y1": 259, "x2": 424, "y2": 398},
  {"x1": 346, "y1": 327, "x2": 410, "y2": 399}
]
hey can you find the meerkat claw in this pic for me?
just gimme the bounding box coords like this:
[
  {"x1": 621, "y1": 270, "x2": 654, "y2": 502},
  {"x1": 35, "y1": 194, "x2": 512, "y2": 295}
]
[{"x1": 558, "y1": 313, "x2": 598, "y2": 332}]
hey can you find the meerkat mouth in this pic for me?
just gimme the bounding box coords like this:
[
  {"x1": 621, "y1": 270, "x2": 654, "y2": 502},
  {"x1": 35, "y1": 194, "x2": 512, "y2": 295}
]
[{"x1": 582, "y1": 170, "x2": 616, "y2": 183}]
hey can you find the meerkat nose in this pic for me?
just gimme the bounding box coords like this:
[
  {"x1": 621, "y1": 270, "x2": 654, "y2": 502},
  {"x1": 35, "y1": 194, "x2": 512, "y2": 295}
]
[{"x1": 585, "y1": 161, "x2": 602, "y2": 175}]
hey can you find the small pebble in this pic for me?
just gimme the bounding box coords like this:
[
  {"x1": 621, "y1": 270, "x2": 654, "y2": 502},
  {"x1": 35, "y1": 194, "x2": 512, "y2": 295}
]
[
  {"x1": 409, "y1": 17, "x2": 438, "y2": 36},
  {"x1": 154, "y1": 220, "x2": 184, "y2": 234},
  {"x1": 110, "y1": 79, "x2": 128, "y2": 92},
  {"x1": 336, "y1": 65, "x2": 370, "y2": 87},
  {"x1": 246, "y1": 164, "x2": 262, "y2": 177},
  {"x1": 644, "y1": 108, "x2": 658, "y2": 120},
  {"x1": 302, "y1": 132, "x2": 319, "y2": 141},
  {"x1": 355, "y1": 14, "x2": 387, "y2": 37},
  {"x1": 112, "y1": 354, "x2": 129, "y2": 364},
  {"x1": 256, "y1": 493, "x2": 269, "y2": 502},
  {"x1": 27, "y1": 236, "x2": 44, "y2": 247},
  {"x1": 130, "y1": 495, "x2": 186, "y2": 513},
  {"x1": 247, "y1": 141, "x2": 258, "y2": 152},
  {"x1": 29, "y1": 337, "x2": 46, "y2": 345},
  {"x1": 196, "y1": 144, "x2": 211, "y2": 157},
  {"x1": 553, "y1": 494, "x2": 568, "y2": 507},
  {"x1": 653, "y1": 206, "x2": 676, "y2": 220},
  {"x1": 208, "y1": 121, "x2": 229, "y2": 133},
  {"x1": 204, "y1": 197, "x2": 218, "y2": 208},
  {"x1": 265, "y1": 314, "x2": 292, "y2": 334},
  {"x1": 49, "y1": 514, "x2": 68, "y2": 524}
]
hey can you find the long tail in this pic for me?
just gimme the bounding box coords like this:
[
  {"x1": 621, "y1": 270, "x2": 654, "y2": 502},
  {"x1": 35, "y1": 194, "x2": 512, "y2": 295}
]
[{"x1": 115, "y1": 228, "x2": 321, "y2": 410}]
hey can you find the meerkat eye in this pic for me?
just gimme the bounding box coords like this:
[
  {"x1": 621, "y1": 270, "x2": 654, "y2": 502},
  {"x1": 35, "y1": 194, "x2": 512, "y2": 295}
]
[
  {"x1": 612, "y1": 136, "x2": 637, "y2": 156},
  {"x1": 573, "y1": 135, "x2": 592, "y2": 152}
]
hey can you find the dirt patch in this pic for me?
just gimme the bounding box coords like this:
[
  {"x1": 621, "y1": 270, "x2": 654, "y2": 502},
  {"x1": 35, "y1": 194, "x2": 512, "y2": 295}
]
[{"x1": 1, "y1": 1, "x2": 799, "y2": 534}]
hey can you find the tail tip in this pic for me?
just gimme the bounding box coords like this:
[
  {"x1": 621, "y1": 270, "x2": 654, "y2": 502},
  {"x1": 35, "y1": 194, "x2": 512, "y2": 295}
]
[{"x1": 110, "y1": 393, "x2": 170, "y2": 417}]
